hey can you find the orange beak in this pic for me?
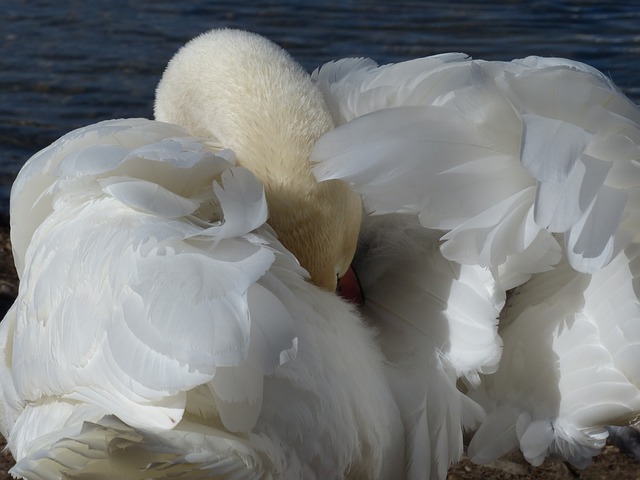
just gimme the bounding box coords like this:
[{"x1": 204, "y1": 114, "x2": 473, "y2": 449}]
[{"x1": 336, "y1": 265, "x2": 364, "y2": 306}]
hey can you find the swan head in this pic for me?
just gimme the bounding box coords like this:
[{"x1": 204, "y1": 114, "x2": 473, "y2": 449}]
[{"x1": 155, "y1": 29, "x2": 362, "y2": 292}]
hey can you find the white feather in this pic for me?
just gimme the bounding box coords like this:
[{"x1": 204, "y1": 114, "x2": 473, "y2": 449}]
[
  {"x1": 353, "y1": 215, "x2": 498, "y2": 476},
  {"x1": 313, "y1": 46, "x2": 640, "y2": 473},
  {"x1": 1, "y1": 117, "x2": 403, "y2": 478}
]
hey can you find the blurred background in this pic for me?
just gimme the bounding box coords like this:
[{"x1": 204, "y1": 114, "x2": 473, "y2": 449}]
[{"x1": 1, "y1": 0, "x2": 638, "y2": 215}]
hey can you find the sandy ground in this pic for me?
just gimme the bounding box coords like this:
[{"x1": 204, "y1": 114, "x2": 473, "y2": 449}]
[{"x1": 0, "y1": 220, "x2": 638, "y2": 479}]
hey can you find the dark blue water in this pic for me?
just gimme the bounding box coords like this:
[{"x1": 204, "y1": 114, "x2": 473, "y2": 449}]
[{"x1": 1, "y1": 0, "x2": 639, "y2": 214}]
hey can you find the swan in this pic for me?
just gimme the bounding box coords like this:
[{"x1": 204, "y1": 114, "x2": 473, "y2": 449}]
[{"x1": 0, "y1": 27, "x2": 639, "y2": 480}]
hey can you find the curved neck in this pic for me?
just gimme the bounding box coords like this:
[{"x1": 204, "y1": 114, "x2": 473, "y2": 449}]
[{"x1": 155, "y1": 30, "x2": 360, "y2": 290}]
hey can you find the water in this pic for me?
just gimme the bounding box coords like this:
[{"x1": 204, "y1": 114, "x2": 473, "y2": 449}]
[{"x1": 1, "y1": 0, "x2": 639, "y2": 214}]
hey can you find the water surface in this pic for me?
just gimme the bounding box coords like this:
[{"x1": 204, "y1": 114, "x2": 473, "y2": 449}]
[{"x1": 1, "y1": 0, "x2": 638, "y2": 213}]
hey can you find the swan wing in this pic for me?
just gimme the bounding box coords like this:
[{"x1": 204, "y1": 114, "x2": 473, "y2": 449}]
[
  {"x1": 2, "y1": 119, "x2": 299, "y2": 470},
  {"x1": 3, "y1": 117, "x2": 404, "y2": 478},
  {"x1": 468, "y1": 244, "x2": 640, "y2": 468},
  {"x1": 9, "y1": 404, "x2": 273, "y2": 480},
  {"x1": 312, "y1": 54, "x2": 640, "y2": 282},
  {"x1": 313, "y1": 54, "x2": 640, "y2": 469}
]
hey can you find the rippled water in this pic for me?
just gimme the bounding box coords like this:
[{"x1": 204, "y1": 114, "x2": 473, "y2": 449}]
[{"x1": 1, "y1": 0, "x2": 639, "y2": 213}]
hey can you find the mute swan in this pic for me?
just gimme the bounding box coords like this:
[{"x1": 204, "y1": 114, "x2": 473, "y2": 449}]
[{"x1": 1, "y1": 27, "x2": 640, "y2": 480}]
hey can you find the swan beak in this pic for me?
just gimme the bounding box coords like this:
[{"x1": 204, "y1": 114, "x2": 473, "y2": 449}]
[{"x1": 336, "y1": 266, "x2": 364, "y2": 306}]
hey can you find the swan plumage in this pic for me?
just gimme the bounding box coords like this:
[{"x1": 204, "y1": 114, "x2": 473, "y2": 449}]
[
  {"x1": 0, "y1": 117, "x2": 403, "y2": 478},
  {"x1": 1, "y1": 28, "x2": 640, "y2": 480},
  {"x1": 310, "y1": 46, "x2": 640, "y2": 471}
]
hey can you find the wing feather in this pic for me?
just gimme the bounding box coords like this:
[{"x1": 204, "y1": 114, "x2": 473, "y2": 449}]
[
  {"x1": 354, "y1": 215, "x2": 498, "y2": 475},
  {"x1": 4, "y1": 118, "x2": 299, "y2": 463},
  {"x1": 313, "y1": 53, "x2": 640, "y2": 280},
  {"x1": 315, "y1": 51, "x2": 640, "y2": 471},
  {"x1": 469, "y1": 245, "x2": 640, "y2": 467},
  {"x1": 3, "y1": 117, "x2": 402, "y2": 479}
]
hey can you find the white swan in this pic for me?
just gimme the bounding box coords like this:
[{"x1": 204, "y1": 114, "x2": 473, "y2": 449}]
[{"x1": 1, "y1": 28, "x2": 640, "y2": 480}]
